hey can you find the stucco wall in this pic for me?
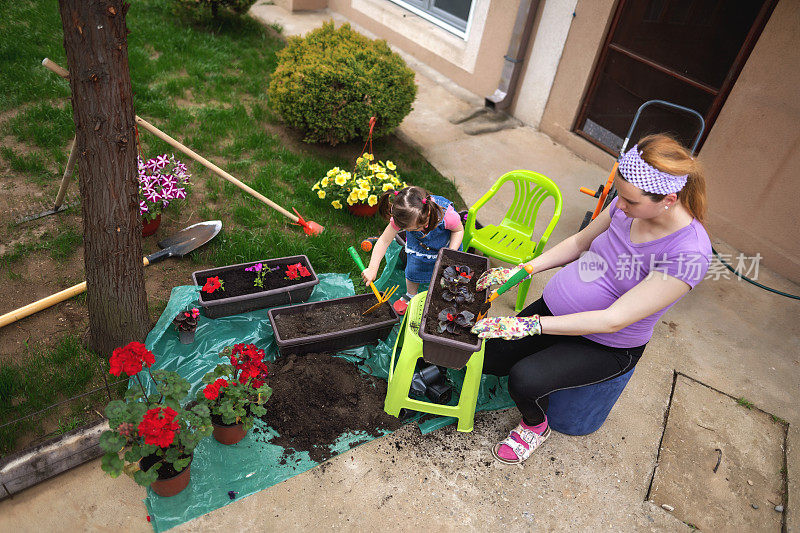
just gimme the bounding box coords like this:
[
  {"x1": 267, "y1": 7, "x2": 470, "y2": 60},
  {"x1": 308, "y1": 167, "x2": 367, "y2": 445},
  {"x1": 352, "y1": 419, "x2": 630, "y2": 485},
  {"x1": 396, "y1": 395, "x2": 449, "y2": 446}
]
[
  {"x1": 328, "y1": 0, "x2": 520, "y2": 98},
  {"x1": 539, "y1": 0, "x2": 799, "y2": 282}
]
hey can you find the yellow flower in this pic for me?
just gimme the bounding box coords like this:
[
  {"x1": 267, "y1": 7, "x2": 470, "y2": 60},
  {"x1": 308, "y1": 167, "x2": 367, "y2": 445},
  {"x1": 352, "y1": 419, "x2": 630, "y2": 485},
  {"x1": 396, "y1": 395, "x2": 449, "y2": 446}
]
[
  {"x1": 334, "y1": 174, "x2": 347, "y2": 186},
  {"x1": 369, "y1": 164, "x2": 379, "y2": 173},
  {"x1": 340, "y1": 171, "x2": 351, "y2": 181},
  {"x1": 321, "y1": 177, "x2": 329, "y2": 187},
  {"x1": 363, "y1": 153, "x2": 374, "y2": 161},
  {"x1": 358, "y1": 179, "x2": 370, "y2": 189},
  {"x1": 317, "y1": 190, "x2": 326, "y2": 199},
  {"x1": 326, "y1": 166, "x2": 340, "y2": 177},
  {"x1": 376, "y1": 172, "x2": 388, "y2": 180},
  {"x1": 382, "y1": 183, "x2": 394, "y2": 192},
  {"x1": 367, "y1": 194, "x2": 378, "y2": 207},
  {"x1": 375, "y1": 166, "x2": 385, "y2": 174},
  {"x1": 331, "y1": 200, "x2": 342, "y2": 209},
  {"x1": 356, "y1": 157, "x2": 363, "y2": 165},
  {"x1": 347, "y1": 192, "x2": 359, "y2": 205},
  {"x1": 357, "y1": 188, "x2": 369, "y2": 200},
  {"x1": 312, "y1": 182, "x2": 320, "y2": 191},
  {"x1": 386, "y1": 161, "x2": 396, "y2": 170}
]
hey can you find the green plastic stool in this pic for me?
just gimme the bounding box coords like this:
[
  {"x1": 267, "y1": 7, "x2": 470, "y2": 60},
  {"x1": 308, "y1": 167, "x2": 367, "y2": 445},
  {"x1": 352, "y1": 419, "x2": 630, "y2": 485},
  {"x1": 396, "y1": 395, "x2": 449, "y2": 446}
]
[{"x1": 384, "y1": 292, "x2": 485, "y2": 432}]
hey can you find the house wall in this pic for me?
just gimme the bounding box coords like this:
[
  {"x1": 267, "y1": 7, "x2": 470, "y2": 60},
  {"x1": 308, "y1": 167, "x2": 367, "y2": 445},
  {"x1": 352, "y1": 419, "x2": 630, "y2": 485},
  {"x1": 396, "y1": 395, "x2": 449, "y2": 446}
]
[
  {"x1": 538, "y1": 0, "x2": 800, "y2": 282},
  {"x1": 327, "y1": 0, "x2": 521, "y2": 98}
]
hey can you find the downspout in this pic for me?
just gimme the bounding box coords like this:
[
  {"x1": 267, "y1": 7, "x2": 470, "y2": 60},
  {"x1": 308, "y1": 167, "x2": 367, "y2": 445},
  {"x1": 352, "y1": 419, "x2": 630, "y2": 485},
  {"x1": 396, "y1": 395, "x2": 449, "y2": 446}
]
[{"x1": 485, "y1": 0, "x2": 541, "y2": 110}]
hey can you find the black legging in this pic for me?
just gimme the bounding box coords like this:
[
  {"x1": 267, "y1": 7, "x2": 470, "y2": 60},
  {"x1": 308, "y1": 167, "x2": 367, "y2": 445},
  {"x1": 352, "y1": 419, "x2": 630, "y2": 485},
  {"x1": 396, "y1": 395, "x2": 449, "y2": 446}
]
[{"x1": 482, "y1": 298, "x2": 646, "y2": 426}]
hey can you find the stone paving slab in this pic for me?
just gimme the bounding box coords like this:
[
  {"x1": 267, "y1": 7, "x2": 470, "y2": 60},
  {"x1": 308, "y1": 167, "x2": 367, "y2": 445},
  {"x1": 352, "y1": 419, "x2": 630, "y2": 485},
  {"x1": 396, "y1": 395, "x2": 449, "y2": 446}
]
[{"x1": 650, "y1": 375, "x2": 786, "y2": 531}]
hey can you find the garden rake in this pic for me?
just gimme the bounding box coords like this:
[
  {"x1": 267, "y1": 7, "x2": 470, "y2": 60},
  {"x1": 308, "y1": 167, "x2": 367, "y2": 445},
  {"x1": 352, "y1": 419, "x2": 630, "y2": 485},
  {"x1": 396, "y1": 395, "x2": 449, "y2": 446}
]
[{"x1": 347, "y1": 246, "x2": 399, "y2": 315}]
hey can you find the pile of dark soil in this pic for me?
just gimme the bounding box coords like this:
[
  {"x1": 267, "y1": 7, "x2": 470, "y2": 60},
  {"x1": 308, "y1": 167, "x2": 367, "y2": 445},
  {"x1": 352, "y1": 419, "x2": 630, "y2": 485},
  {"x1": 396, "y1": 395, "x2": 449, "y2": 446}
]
[
  {"x1": 273, "y1": 297, "x2": 396, "y2": 340},
  {"x1": 258, "y1": 353, "x2": 402, "y2": 462},
  {"x1": 422, "y1": 252, "x2": 487, "y2": 341},
  {"x1": 197, "y1": 257, "x2": 314, "y2": 302}
]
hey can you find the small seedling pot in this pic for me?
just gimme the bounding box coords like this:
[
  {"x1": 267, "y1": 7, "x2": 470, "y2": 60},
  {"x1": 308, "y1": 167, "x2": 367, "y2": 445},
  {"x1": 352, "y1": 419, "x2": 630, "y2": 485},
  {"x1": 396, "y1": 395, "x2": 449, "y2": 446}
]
[
  {"x1": 140, "y1": 454, "x2": 193, "y2": 498},
  {"x1": 178, "y1": 329, "x2": 196, "y2": 344},
  {"x1": 425, "y1": 382, "x2": 452, "y2": 404}
]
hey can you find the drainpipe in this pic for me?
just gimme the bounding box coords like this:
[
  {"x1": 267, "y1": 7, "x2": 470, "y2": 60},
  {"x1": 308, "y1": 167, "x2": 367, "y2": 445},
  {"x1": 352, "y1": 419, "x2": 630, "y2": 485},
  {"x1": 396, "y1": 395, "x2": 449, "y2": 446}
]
[{"x1": 485, "y1": 0, "x2": 540, "y2": 110}]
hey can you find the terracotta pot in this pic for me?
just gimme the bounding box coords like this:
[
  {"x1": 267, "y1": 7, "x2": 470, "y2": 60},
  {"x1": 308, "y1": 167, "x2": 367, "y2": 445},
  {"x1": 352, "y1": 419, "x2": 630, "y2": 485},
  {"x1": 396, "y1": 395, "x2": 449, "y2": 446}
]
[
  {"x1": 178, "y1": 329, "x2": 196, "y2": 344},
  {"x1": 142, "y1": 214, "x2": 162, "y2": 237},
  {"x1": 212, "y1": 420, "x2": 248, "y2": 445},
  {"x1": 140, "y1": 454, "x2": 192, "y2": 498},
  {"x1": 347, "y1": 201, "x2": 378, "y2": 217}
]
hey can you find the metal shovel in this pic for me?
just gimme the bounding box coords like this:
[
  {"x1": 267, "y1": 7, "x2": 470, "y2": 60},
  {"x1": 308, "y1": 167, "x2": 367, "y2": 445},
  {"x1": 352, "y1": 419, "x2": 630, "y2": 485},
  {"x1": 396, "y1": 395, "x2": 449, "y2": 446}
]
[{"x1": 0, "y1": 220, "x2": 223, "y2": 328}]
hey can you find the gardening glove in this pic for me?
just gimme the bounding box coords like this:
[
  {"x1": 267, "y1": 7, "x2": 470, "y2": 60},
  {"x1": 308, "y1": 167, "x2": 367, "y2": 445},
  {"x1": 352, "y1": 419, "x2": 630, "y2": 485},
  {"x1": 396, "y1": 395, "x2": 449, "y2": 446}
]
[
  {"x1": 470, "y1": 315, "x2": 541, "y2": 340},
  {"x1": 476, "y1": 264, "x2": 532, "y2": 291}
]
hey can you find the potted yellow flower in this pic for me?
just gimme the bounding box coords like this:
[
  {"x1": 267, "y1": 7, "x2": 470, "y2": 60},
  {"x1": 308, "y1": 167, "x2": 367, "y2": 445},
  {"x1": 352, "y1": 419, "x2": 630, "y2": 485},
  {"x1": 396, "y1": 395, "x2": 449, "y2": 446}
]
[{"x1": 312, "y1": 153, "x2": 408, "y2": 217}]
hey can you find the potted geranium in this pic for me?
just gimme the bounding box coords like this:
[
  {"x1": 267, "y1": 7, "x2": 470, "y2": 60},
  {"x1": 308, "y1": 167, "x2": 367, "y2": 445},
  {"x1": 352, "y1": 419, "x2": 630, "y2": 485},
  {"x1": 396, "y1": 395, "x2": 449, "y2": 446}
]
[
  {"x1": 312, "y1": 153, "x2": 408, "y2": 217},
  {"x1": 198, "y1": 343, "x2": 273, "y2": 445},
  {"x1": 138, "y1": 153, "x2": 191, "y2": 236},
  {"x1": 173, "y1": 307, "x2": 199, "y2": 344},
  {"x1": 99, "y1": 342, "x2": 213, "y2": 497}
]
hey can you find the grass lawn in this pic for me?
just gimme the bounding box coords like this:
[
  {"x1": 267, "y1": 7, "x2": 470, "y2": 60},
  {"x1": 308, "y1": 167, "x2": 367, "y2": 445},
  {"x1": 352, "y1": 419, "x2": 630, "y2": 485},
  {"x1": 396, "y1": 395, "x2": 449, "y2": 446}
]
[{"x1": 0, "y1": 0, "x2": 465, "y2": 455}]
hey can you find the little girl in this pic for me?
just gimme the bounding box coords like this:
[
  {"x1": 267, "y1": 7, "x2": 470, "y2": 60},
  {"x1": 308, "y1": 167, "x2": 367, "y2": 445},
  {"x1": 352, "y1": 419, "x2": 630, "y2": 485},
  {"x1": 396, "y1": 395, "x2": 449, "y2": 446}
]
[{"x1": 362, "y1": 186, "x2": 464, "y2": 314}]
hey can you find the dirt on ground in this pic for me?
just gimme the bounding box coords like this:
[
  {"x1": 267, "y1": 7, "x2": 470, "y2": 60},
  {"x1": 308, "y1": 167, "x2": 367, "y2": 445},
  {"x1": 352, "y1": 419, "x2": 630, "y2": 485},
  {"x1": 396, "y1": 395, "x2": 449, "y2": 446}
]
[{"x1": 257, "y1": 352, "x2": 402, "y2": 462}]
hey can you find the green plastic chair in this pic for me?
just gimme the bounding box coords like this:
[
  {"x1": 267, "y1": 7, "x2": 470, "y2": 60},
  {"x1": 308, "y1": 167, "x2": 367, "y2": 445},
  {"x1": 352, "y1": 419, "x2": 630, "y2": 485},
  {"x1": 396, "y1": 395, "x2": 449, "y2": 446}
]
[
  {"x1": 463, "y1": 170, "x2": 562, "y2": 311},
  {"x1": 384, "y1": 292, "x2": 485, "y2": 432}
]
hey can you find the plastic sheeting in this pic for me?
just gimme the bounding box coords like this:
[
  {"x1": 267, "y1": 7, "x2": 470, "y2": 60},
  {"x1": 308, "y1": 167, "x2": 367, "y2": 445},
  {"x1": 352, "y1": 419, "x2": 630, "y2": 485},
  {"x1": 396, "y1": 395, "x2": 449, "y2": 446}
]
[{"x1": 139, "y1": 242, "x2": 512, "y2": 531}]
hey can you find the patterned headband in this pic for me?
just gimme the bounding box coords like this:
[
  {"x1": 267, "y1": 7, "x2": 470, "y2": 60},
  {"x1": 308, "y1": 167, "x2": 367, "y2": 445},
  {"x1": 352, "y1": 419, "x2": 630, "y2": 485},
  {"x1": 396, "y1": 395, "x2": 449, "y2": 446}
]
[{"x1": 618, "y1": 145, "x2": 688, "y2": 195}]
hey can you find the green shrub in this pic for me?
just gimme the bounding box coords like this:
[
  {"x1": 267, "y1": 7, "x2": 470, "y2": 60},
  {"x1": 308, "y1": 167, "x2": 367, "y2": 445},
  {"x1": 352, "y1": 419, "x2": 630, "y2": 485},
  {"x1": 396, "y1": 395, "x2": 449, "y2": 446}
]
[
  {"x1": 268, "y1": 22, "x2": 417, "y2": 145},
  {"x1": 175, "y1": 0, "x2": 257, "y2": 19}
]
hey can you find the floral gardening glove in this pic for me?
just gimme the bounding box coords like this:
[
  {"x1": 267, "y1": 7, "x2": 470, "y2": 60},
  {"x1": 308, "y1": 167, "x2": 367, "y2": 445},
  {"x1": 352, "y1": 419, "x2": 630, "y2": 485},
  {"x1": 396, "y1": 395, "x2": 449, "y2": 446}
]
[
  {"x1": 476, "y1": 265, "x2": 532, "y2": 291},
  {"x1": 470, "y1": 315, "x2": 542, "y2": 340}
]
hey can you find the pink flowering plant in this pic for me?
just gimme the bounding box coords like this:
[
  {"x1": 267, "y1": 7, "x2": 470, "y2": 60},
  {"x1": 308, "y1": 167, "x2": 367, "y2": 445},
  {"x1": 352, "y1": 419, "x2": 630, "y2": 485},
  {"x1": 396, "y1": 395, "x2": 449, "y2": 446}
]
[
  {"x1": 244, "y1": 262, "x2": 279, "y2": 288},
  {"x1": 138, "y1": 154, "x2": 191, "y2": 222}
]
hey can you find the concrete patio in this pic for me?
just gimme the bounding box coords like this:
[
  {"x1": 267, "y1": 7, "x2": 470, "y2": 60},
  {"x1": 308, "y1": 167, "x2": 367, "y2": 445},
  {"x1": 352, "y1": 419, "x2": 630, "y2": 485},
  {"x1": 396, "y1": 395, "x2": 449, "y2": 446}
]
[{"x1": 1, "y1": 5, "x2": 797, "y2": 531}]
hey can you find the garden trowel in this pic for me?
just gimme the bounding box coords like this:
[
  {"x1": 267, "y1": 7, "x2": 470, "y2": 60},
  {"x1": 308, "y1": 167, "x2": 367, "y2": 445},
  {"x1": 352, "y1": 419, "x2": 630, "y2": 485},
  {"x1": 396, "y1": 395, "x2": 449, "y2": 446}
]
[
  {"x1": 476, "y1": 264, "x2": 535, "y2": 321},
  {"x1": 0, "y1": 220, "x2": 223, "y2": 328},
  {"x1": 347, "y1": 246, "x2": 399, "y2": 316}
]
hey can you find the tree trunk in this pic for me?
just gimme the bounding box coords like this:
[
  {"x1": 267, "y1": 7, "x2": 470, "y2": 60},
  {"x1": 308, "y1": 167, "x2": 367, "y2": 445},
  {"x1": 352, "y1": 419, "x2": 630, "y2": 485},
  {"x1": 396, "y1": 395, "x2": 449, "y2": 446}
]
[{"x1": 57, "y1": 0, "x2": 149, "y2": 356}]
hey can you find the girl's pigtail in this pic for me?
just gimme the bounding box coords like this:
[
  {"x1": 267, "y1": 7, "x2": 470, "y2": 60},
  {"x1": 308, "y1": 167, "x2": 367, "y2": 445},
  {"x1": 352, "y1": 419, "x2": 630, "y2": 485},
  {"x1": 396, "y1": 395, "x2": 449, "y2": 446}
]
[
  {"x1": 377, "y1": 190, "x2": 395, "y2": 221},
  {"x1": 422, "y1": 195, "x2": 443, "y2": 233}
]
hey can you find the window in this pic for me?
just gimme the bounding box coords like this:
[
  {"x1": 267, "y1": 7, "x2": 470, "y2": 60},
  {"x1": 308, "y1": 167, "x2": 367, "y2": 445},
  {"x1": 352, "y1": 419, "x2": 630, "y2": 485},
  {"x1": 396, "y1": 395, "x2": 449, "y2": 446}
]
[{"x1": 391, "y1": 0, "x2": 474, "y2": 37}]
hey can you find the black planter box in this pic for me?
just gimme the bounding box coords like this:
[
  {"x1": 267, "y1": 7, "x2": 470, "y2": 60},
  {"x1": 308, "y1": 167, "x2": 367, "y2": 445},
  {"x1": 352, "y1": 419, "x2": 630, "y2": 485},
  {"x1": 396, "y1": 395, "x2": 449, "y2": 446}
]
[
  {"x1": 192, "y1": 255, "x2": 318, "y2": 319},
  {"x1": 419, "y1": 248, "x2": 490, "y2": 369},
  {"x1": 268, "y1": 294, "x2": 401, "y2": 356}
]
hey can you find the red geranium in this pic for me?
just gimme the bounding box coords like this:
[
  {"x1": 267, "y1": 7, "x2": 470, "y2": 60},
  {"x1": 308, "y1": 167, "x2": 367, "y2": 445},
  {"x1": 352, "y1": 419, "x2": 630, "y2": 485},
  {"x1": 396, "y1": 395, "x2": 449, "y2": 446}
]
[
  {"x1": 203, "y1": 378, "x2": 229, "y2": 400},
  {"x1": 202, "y1": 276, "x2": 224, "y2": 294},
  {"x1": 137, "y1": 406, "x2": 180, "y2": 448},
  {"x1": 109, "y1": 341, "x2": 156, "y2": 377},
  {"x1": 230, "y1": 344, "x2": 269, "y2": 389},
  {"x1": 284, "y1": 263, "x2": 310, "y2": 280}
]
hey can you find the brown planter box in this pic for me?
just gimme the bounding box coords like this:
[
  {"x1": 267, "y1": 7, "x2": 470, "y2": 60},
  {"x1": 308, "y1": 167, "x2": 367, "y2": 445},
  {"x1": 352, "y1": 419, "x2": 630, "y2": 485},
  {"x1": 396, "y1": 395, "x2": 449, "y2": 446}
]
[
  {"x1": 419, "y1": 248, "x2": 490, "y2": 369},
  {"x1": 192, "y1": 255, "x2": 318, "y2": 319},
  {"x1": 268, "y1": 294, "x2": 401, "y2": 356}
]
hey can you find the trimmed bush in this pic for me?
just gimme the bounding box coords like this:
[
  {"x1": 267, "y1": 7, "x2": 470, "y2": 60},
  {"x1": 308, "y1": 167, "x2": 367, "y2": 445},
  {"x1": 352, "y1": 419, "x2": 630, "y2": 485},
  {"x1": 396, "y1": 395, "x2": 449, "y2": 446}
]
[
  {"x1": 175, "y1": 0, "x2": 256, "y2": 19},
  {"x1": 268, "y1": 22, "x2": 417, "y2": 145}
]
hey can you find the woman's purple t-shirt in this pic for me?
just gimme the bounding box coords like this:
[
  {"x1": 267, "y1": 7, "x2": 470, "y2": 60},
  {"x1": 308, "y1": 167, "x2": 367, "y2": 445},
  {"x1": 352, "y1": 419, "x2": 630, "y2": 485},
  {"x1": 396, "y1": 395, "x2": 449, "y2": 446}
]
[{"x1": 542, "y1": 197, "x2": 711, "y2": 348}]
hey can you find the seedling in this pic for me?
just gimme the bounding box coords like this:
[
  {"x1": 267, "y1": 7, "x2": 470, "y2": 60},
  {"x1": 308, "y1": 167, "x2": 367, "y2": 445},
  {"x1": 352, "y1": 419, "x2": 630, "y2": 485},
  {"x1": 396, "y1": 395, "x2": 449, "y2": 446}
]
[
  {"x1": 437, "y1": 307, "x2": 475, "y2": 334},
  {"x1": 736, "y1": 397, "x2": 754, "y2": 409},
  {"x1": 244, "y1": 262, "x2": 279, "y2": 288}
]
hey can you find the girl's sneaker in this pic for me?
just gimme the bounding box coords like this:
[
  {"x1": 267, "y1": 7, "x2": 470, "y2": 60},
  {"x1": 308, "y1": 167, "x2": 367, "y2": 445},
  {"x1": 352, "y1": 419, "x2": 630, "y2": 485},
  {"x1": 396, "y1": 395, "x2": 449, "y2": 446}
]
[{"x1": 491, "y1": 419, "x2": 550, "y2": 464}]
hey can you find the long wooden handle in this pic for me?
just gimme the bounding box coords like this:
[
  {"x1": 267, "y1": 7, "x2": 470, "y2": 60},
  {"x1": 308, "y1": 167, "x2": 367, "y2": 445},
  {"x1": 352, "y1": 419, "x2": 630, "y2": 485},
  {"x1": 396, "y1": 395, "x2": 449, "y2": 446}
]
[
  {"x1": 134, "y1": 117, "x2": 299, "y2": 222},
  {"x1": 0, "y1": 257, "x2": 152, "y2": 329},
  {"x1": 42, "y1": 58, "x2": 299, "y2": 223}
]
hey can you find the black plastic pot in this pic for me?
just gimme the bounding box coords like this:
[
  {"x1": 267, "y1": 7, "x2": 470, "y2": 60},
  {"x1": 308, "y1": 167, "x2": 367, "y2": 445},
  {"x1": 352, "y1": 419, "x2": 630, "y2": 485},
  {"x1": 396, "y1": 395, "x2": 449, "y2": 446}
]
[
  {"x1": 268, "y1": 294, "x2": 401, "y2": 356},
  {"x1": 178, "y1": 329, "x2": 196, "y2": 344},
  {"x1": 192, "y1": 255, "x2": 318, "y2": 319},
  {"x1": 419, "y1": 248, "x2": 490, "y2": 369}
]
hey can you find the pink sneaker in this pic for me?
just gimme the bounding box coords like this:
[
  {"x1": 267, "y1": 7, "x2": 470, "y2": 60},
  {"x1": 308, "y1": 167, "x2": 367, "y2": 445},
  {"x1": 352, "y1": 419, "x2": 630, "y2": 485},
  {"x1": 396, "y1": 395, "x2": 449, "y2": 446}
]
[{"x1": 392, "y1": 297, "x2": 409, "y2": 315}]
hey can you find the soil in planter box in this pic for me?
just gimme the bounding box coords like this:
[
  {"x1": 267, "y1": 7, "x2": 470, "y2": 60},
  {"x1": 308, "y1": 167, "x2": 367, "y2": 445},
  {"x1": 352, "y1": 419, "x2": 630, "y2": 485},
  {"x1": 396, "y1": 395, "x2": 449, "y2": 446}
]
[
  {"x1": 140, "y1": 453, "x2": 191, "y2": 479},
  {"x1": 198, "y1": 258, "x2": 313, "y2": 302},
  {"x1": 257, "y1": 353, "x2": 401, "y2": 462},
  {"x1": 273, "y1": 297, "x2": 395, "y2": 340},
  {"x1": 422, "y1": 253, "x2": 487, "y2": 342}
]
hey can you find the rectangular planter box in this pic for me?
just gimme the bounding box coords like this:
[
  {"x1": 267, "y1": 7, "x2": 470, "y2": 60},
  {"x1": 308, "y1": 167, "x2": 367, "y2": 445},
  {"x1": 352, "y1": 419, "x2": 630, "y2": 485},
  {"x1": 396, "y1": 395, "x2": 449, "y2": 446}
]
[
  {"x1": 419, "y1": 248, "x2": 490, "y2": 369},
  {"x1": 192, "y1": 255, "x2": 319, "y2": 319},
  {"x1": 268, "y1": 294, "x2": 401, "y2": 356}
]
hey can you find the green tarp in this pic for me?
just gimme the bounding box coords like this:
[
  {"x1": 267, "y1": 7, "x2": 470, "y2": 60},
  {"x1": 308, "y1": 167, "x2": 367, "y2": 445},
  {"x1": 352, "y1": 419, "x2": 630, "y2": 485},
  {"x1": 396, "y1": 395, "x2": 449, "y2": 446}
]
[{"x1": 139, "y1": 243, "x2": 513, "y2": 531}]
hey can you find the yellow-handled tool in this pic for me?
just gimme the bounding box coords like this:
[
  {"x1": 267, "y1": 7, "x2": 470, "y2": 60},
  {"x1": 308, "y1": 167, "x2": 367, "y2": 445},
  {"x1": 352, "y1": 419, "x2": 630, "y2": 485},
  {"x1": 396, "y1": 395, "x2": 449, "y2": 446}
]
[
  {"x1": 348, "y1": 246, "x2": 399, "y2": 315},
  {"x1": 476, "y1": 264, "x2": 535, "y2": 320}
]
